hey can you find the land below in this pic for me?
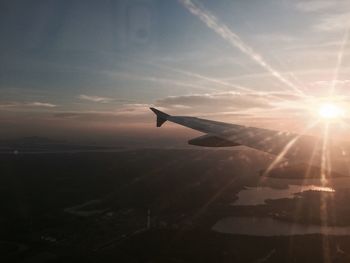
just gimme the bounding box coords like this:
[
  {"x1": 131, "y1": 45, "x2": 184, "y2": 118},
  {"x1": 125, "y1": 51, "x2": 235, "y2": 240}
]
[{"x1": 2, "y1": 147, "x2": 350, "y2": 262}]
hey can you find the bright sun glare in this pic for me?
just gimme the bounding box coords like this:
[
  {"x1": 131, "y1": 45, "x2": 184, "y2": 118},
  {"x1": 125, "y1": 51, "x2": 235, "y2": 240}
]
[{"x1": 318, "y1": 103, "x2": 344, "y2": 120}]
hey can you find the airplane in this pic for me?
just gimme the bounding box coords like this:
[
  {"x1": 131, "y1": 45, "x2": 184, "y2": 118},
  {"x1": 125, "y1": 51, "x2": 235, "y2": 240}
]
[{"x1": 150, "y1": 107, "x2": 349, "y2": 177}]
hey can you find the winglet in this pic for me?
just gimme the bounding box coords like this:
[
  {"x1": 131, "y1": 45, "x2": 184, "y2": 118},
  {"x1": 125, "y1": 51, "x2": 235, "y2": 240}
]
[{"x1": 150, "y1": 107, "x2": 170, "y2": 127}]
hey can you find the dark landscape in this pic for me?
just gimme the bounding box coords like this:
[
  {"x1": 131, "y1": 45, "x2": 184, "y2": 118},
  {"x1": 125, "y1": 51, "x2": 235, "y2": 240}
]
[{"x1": 2, "y1": 141, "x2": 350, "y2": 263}]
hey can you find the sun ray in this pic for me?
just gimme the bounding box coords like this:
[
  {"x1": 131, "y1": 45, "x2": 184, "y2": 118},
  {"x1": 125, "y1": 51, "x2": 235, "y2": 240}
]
[
  {"x1": 286, "y1": 126, "x2": 323, "y2": 256},
  {"x1": 321, "y1": 122, "x2": 331, "y2": 186},
  {"x1": 261, "y1": 121, "x2": 318, "y2": 178},
  {"x1": 179, "y1": 0, "x2": 307, "y2": 97},
  {"x1": 320, "y1": 122, "x2": 332, "y2": 262},
  {"x1": 115, "y1": 53, "x2": 262, "y2": 96},
  {"x1": 149, "y1": 62, "x2": 252, "y2": 92},
  {"x1": 329, "y1": 29, "x2": 349, "y2": 96},
  {"x1": 261, "y1": 135, "x2": 301, "y2": 177},
  {"x1": 147, "y1": 62, "x2": 296, "y2": 103}
]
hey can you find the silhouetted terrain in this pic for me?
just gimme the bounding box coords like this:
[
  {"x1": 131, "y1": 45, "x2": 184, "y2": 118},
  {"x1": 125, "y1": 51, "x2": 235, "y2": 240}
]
[
  {"x1": 2, "y1": 148, "x2": 350, "y2": 262},
  {"x1": 0, "y1": 137, "x2": 116, "y2": 153}
]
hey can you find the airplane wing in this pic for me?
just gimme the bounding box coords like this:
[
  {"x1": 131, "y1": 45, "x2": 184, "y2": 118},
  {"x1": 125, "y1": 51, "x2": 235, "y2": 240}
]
[{"x1": 150, "y1": 107, "x2": 322, "y2": 163}]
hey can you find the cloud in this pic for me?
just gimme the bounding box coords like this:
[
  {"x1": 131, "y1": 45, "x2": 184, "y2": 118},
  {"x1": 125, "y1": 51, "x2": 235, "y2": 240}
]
[
  {"x1": 53, "y1": 92, "x2": 286, "y2": 126},
  {"x1": 53, "y1": 92, "x2": 307, "y2": 124},
  {"x1": 283, "y1": 40, "x2": 343, "y2": 51},
  {"x1": 156, "y1": 91, "x2": 305, "y2": 111},
  {"x1": 293, "y1": 1, "x2": 350, "y2": 32},
  {"x1": 313, "y1": 12, "x2": 350, "y2": 31},
  {"x1": 0, "y1": 101, "x2": 57, "y2": 108},
  {"x1": 78, "y1": 94, "x2": 115, "y2": 103},
  {"x1": 53, "y1": 103, "x2": 151, "y2": 122},
  {"x1": 0, "y1": 102, "x2": 19, "y2": 108},
  {"x1": 295, "y1": 1, "x2": 337, "y2": 12},
  {"x1": 54, "y1": 112, "x2": 114, "y2": 121},
  {"x1": 268, "y1": 92, "x2": 303, "y2": 101},
  {"x1": 155, "y1": 92, "x2": 275, "y2": 113},
  {"x1": 152, "y1": 91, "x2": 323, "y2": 125},
  {"x1": 28, "y1": 102, "x2": 57, "y2": 108},
  {"x1": 308, "y1": 80, "x2": 350, "y2": 93}
]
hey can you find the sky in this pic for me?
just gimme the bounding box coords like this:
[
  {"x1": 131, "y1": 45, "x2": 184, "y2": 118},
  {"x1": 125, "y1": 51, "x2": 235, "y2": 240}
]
[{"x1": 1, "y1": 0, "x2": 350, "y2": 146}]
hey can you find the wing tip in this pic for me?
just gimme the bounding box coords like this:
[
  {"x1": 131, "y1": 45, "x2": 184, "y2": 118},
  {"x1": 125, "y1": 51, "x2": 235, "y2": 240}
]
[{"x1": 150, "y1": 107, "x2": 169, "y2": 127}]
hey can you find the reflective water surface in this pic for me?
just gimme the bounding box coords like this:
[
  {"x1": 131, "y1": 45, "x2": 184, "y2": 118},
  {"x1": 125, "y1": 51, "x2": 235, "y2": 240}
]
[
  {"x1": 217, "y1": 177, "x2": 350, "y2": 236},
  {"x1": 234, "y1": 185, "x2": 335, "y2": 206}
]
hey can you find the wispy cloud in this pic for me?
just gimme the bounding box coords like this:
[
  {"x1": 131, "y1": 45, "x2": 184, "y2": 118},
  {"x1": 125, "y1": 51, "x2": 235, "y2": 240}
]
[
  {"x1": 78, "y1": 94, "x2": 115, "y2": 103},
  {"x1": 283, "y1": 40, "x2": 344, "y2": 51},
  {"x1": 293, "y1": 0, "x2": 350, "y2": 34},
  {"x1": 53, "y1": 103, "x2": 151, "y2": 124},
  {"x1": 314, "y1": 12, "x2": 350, "y2": 32},
  {"x1": 155, "y1": 92, "x2": 276, "y2": 113},
  {"x1": 28, "y1": 102, "x2": 57, "y2": 108},
  {"x1": 309, "y1": 79, "x2": 350, "y2": 93},
  {"x1": 295, "y1": 1, "x2": 337, "y2": 12},
  {"x1": 105, "y1": 70, "x2": 219, "y2": 92},
  {"x1": 294, "y1": 1, "x2": 350, "y2": 33},
  {"x1": 0, "y1": 102, "x2": 18, "y2": 108},
  {"x1": 0, "y1": 101, "x2": 57, "y2": 108}
]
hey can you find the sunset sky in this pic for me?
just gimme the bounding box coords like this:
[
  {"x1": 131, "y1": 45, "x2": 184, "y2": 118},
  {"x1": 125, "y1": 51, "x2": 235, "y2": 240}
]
[{"x1": 1, "y1": 0, "x2": 350, "y2": 145}]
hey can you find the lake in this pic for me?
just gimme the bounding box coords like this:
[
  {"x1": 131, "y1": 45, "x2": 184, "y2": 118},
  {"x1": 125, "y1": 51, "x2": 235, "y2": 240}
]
[{"x1": 234, "y1": 185, "x2": 335, "y2": 206}]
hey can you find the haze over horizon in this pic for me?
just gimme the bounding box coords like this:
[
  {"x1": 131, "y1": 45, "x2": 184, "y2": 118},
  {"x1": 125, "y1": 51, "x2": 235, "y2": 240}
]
[{"x1": 2, "y1": 0, "x2": 350, "y2": 145}]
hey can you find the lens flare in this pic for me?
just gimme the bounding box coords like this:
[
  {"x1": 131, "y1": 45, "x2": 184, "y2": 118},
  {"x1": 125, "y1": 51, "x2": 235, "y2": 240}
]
[{"x1": 318, "y1": 103, "x2": 344, "y2": 119}]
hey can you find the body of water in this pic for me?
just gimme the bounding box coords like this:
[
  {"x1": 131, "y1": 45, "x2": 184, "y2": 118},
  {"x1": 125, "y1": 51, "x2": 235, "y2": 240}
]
[{"x1": 234, "y1": 185, "x2": 335, "y2": 206}]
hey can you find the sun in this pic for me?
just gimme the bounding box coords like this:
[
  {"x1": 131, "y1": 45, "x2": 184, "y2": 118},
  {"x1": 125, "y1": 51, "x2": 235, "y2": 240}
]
[{"x1": 318, "y1": 103, "x2": 344, "y2": 120}]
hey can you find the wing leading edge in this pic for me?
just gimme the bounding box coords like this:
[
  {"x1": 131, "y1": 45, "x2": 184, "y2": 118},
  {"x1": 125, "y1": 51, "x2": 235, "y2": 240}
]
[
  {"x1": 150, "y1": 107, "x2": 350, "y2": 176},
  {"x1": 150, "y1": 107, "x2": 322, "y2": 163}
]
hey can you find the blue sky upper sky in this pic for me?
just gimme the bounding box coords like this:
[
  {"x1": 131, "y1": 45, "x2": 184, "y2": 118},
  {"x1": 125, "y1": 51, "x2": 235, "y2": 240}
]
[{"x1": 1, "y1": 0, "x2": 350, "y2": 144}]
